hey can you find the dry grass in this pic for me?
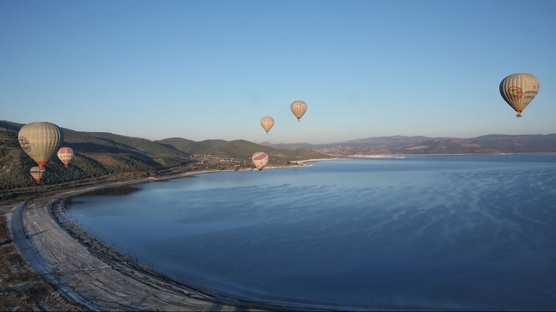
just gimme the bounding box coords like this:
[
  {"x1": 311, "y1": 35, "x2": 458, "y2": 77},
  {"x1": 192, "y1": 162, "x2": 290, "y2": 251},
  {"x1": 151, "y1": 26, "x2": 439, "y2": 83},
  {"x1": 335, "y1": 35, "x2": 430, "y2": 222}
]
[{"x1": 0, "y1": 215, "x2": 87, "y2": 311}]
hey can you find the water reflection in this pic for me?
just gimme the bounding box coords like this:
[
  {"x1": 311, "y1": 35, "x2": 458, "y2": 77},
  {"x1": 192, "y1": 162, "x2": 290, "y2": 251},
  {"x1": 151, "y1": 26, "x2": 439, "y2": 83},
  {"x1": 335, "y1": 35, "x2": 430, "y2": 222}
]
[{"x1": 83, "y1": 185, "x2": 142, "y2": 197}]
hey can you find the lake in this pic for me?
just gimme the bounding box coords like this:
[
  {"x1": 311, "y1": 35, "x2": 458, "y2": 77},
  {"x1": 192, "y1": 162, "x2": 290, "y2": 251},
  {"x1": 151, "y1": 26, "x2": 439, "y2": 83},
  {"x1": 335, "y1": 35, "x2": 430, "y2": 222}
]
[{"x1": 66, "y1": 154, "x2": 556, "y2": 310}]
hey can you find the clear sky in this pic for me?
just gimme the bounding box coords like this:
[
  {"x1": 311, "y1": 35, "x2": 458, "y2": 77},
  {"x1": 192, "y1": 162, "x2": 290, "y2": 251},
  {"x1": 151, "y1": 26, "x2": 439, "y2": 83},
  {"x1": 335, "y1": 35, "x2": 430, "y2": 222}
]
[{"x1": 1, "y1": 0, "x2": 555, "y2": 144}]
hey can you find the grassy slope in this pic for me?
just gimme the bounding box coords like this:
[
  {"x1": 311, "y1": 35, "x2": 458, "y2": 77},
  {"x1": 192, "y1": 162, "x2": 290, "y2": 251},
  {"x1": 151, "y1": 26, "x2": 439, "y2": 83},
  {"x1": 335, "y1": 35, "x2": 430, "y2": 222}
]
[{"x1": 0, "y1": 121, "x2": 329, "y2": 196}]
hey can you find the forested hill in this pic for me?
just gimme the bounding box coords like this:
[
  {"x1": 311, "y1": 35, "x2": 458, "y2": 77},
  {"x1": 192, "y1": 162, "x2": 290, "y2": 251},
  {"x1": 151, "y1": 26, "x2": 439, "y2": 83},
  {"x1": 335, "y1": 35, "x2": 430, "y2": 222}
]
[
  {"x1": 157, "y1": 137, "x2": 326, "y2": 161},
  {"x1": 0, "y1": 120, "x2": 329, "y2": 197}
]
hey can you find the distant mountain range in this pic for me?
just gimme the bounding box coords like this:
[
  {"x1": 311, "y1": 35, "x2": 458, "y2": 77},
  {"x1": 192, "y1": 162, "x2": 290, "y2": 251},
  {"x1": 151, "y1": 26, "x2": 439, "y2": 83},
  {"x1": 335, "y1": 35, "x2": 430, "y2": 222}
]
[{"x1": 262, "y1": 134, "x2": 556, "y2": 156}]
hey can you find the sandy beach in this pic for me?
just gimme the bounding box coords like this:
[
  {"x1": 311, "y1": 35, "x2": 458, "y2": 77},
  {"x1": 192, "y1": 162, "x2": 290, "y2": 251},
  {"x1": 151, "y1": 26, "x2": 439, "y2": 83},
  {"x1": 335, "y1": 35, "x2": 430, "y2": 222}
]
[{"x1": 4, "y1": 170, "x2": 329, "y2": 311}]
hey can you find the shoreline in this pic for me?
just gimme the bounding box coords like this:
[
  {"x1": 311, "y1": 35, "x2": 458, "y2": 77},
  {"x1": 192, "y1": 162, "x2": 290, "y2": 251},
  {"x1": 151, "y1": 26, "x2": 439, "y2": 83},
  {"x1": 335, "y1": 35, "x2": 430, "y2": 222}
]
[
  {"x1": 5, "y1": 163, "x2": 351, "y2": 311},
  {"x1": 286, "y1": 157, "x2": 341, "y2": 166},
  {"x1": 4, "y1": 153, "x2": 552, "y2": 310},
  {"x1": 345, "y1": 151, "x2": 556, "y2": 157}
]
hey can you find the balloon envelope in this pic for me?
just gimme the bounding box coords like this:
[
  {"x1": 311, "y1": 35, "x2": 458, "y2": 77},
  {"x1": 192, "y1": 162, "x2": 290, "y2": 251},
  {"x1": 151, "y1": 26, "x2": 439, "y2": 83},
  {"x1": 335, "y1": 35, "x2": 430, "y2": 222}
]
[
  {"x1": 30, "y1": 166, "x2": 45, "y2": 183},
  {"x1": 252, "y1": 152, "x2": 269, "y2": 170},
  {"x1": 260, "y1": 116, "x2": 274, "y2": 134},
  {"x1": 18, "y1": 122, "x2": 64, "y2": 167},
  {"x1": 58, "y1": 147, "x2": 74, "y2": 168},
  {"x1": 499, "y1": 73, "x2": 540, "y2": 118},
  {"x1": 290, "y1": 100, "x2": 307, "y2": 121}
]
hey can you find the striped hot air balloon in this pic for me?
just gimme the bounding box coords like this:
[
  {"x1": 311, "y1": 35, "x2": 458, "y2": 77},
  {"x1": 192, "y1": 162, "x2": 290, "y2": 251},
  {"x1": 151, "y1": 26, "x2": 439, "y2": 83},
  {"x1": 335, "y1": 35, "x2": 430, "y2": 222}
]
[
  {"x1": 290, "y1": 100, "x2": 307, "y2": 121},
  {"x1": 18, "y1": 122, "x2": 64, "y2": 167},
  {"x1": 30, "y1": 166, "x2": 45, "y2": 183},
  {"x1": 260, "y1": 116, "x2": 274, "y2": 134},
  {"x1": 58, "y1": 147, "x2": 74, "y2": 168},
  {"x1": 252, "y1": 152, "x2": 269, "y2": 171},
  {"x1": 499, "y1": 73, "x2": 540, "y2": 118}
]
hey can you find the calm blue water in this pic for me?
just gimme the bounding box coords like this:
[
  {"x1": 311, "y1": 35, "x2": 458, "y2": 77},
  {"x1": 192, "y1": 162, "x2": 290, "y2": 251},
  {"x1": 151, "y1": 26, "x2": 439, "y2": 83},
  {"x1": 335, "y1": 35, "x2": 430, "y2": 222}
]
[{"x1": 66, "y1": 155, "x2": 556, "y2": 310}]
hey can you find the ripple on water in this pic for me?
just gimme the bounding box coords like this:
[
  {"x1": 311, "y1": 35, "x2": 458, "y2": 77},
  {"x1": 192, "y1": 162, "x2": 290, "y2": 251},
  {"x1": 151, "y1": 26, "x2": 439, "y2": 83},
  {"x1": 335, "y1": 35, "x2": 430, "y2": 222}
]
[{"x1": 66, "y1": 155, "x2": 556, "y2": 310}]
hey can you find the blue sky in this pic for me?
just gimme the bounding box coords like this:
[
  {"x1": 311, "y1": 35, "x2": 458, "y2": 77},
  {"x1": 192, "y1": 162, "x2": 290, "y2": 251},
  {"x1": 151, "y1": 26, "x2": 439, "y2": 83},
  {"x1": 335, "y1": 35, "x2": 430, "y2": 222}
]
[{"x1": 1, "y1": 0, "x2": 555, "y2": 144}]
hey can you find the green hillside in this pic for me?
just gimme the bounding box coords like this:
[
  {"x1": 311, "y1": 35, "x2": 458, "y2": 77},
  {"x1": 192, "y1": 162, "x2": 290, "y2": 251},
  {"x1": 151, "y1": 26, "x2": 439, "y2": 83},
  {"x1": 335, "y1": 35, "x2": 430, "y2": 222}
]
[
  {"x1": 157, "y1": 137, "x2": 328, "y2": 162},
  {"x1": 0, "y1": 126, "x2": 183, "y2": 194},
  {"x1": 0, "y1": 120, "x2": 329, "y2": 200}
]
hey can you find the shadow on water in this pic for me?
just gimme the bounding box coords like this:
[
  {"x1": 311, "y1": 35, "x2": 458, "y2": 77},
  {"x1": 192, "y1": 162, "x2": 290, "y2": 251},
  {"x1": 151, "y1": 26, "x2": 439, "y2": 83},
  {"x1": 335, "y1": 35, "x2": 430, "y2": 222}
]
[
  {"x1": 66, "y1": 186, "x2": 142, "y2": 206},
  {"x1": 83, "y1": 185, "x2": 141, "y2": 196},
  {"x1": 66, "y1": 186, "x2": 143, "y2": 207},
  {"x1": 83, "y1": 185, "x2": 142, "y2": 197}
]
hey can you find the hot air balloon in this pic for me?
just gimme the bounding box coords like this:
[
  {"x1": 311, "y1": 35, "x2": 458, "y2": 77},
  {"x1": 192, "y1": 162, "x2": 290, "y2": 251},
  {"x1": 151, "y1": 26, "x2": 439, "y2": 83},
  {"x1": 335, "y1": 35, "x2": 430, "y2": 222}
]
[
  {"x1": 18, "y1": 122, "x2": 64, "y2": 167},
  {"x1": 260, "y1": 116, "x2": 274, "y2": 134},
  {"x1": 499, "y1": 73, "x2": 540, "y2": 118},
  {"x1": 290, "y1": 100, "x2": 307, "y2": 121},
  {"x1": 30, "y1": 166, "x2": 45, "y2": 183},
  {"x1": 252, "y1": 152, "x2": 269, "y2": 171},
  {"x1": 58, "y1": 147, "x2": 74, "y2": 168}
]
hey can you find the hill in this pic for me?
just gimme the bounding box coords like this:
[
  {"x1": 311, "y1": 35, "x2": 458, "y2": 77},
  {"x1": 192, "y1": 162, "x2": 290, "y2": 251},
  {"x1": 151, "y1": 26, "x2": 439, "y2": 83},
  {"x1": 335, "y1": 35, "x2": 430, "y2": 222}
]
[
  {"x1": 264, "y1": 134, "x2": 556, "y2": 156},
  {"x1": 0, "y1": 120, "x2": 329, "y2": 200},
  {"x1": 3, "y1": 118, "x2": 554, "y2": 200},
  {"x1": 262, "y1": 136, "x2": 435, "y2": 151},
  {"x1": 157, "y1": 138, "x2": 325, "y2": 163}
]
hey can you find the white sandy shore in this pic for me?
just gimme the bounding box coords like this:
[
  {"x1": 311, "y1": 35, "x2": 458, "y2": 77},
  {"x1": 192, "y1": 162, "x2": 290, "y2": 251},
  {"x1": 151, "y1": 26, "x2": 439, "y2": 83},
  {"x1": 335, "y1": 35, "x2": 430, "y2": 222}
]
[
  {"x1": 5, "y1": 168, "x2": 336, "y2": 311},
  {"x1": 347, "y1": 155, "x2": 405, "y2": 158},
  {"x1": 285, "y1": 158, "x2": 340, "y2": 166}
]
